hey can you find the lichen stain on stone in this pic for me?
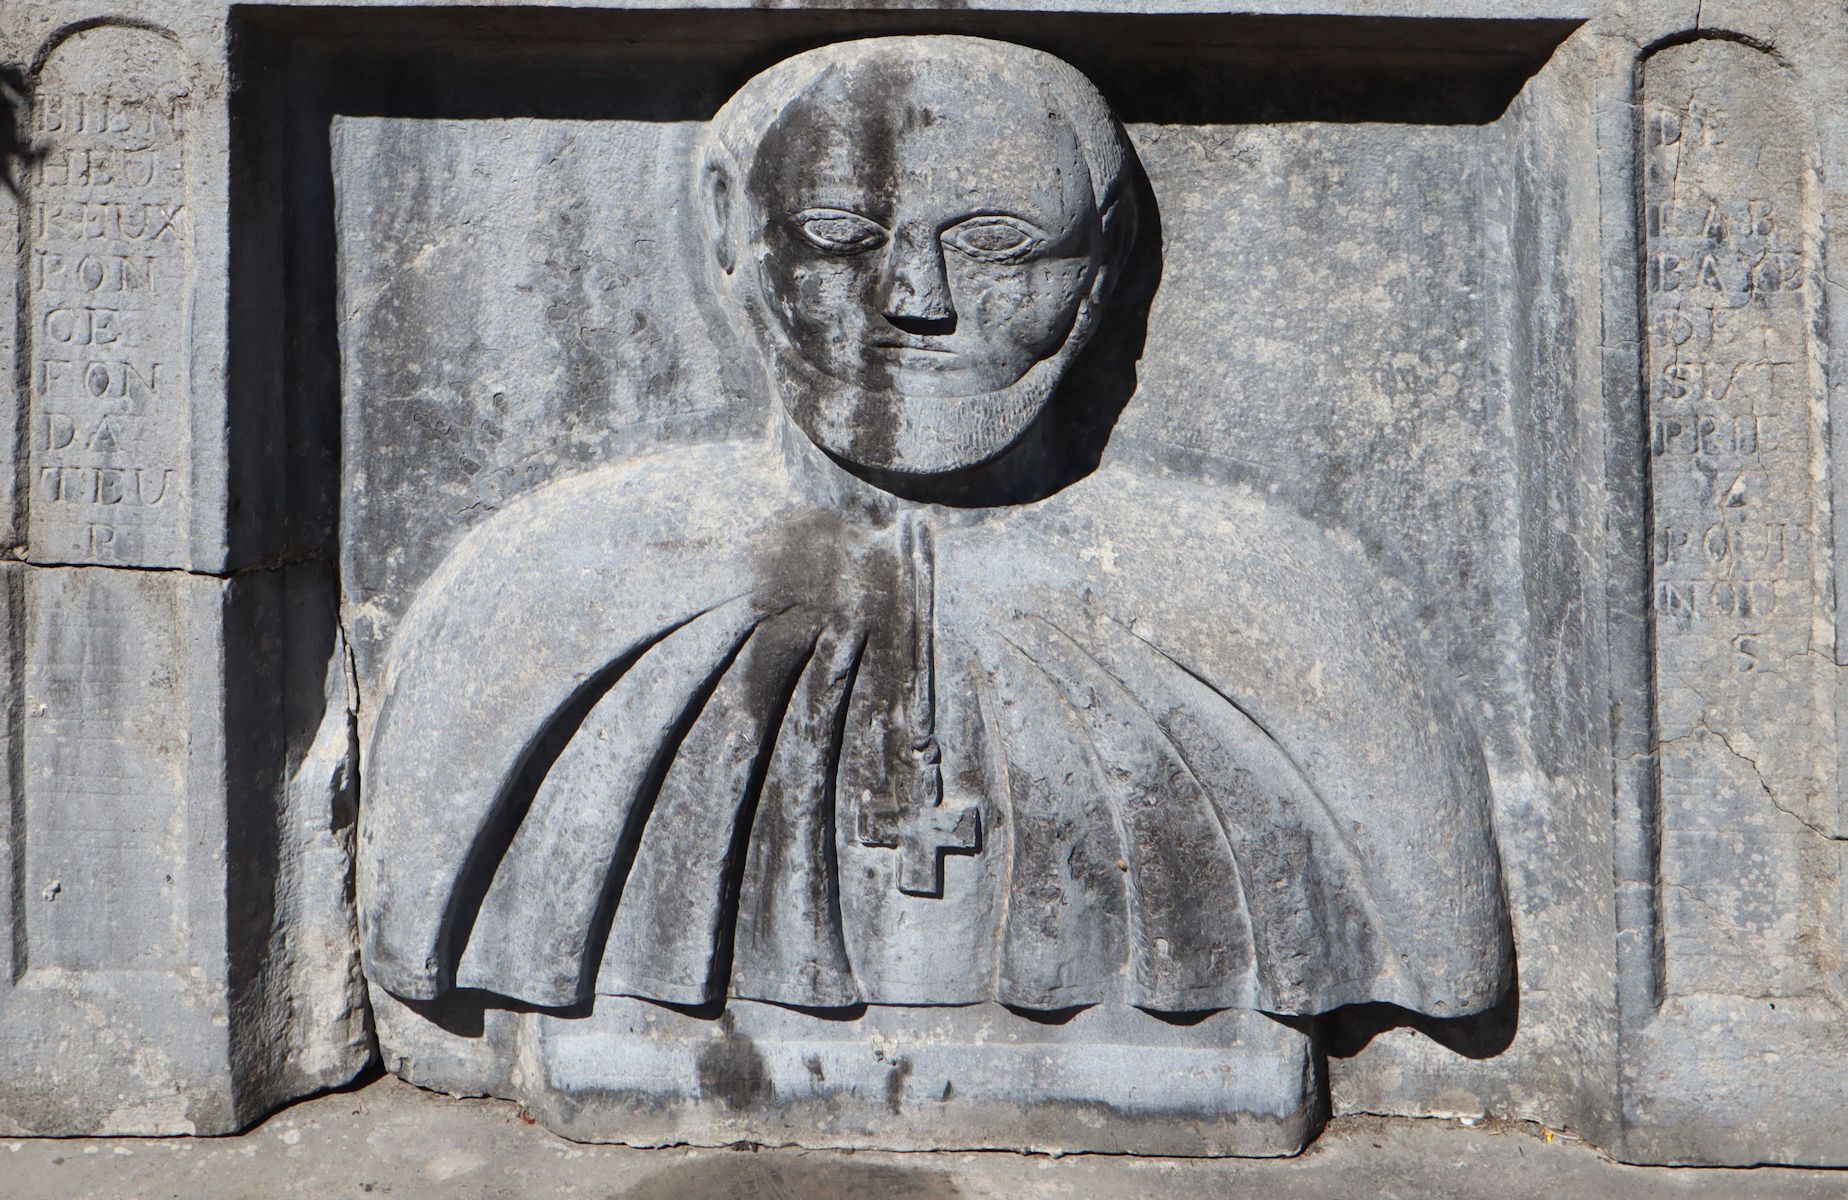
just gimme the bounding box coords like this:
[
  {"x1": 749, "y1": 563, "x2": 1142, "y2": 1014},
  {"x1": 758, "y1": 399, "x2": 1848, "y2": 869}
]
[
  {"x1": 884, "y1": 1054, "x2": 914, "y2": 1115},
  {"x1": 694, "y1": 1016, "x2": 771, "y2": 1111}
]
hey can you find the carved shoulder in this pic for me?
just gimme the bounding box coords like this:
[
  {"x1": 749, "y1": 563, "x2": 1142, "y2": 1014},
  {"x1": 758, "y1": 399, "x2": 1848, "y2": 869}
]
[
  {"x1": 384, "y1": 443, "x2": 788, "y2": 682},
  {"x1": 359, "y1": 440, "x2": 798, "y2": 1000},
  {"x1": 960, "y1": 466, "x2": 1512, "y2": 1015}
]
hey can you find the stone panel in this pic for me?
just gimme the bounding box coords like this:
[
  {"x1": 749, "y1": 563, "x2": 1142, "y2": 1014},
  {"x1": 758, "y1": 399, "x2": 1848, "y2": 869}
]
[
  {"x1": 1, "y1": 157, "x2": 17, "y2": 554},
  {"x1": 21, "y1": 568, "x2": 192, "y2": 973},
  {"x1": 347, "y1": 32, "x2": 1521, "y2": 1155},
  {"x1": 1643, "y1": 38, "x2": 1840, "y2": 1000},
  {"x1": 25, "y1": 26, "x2": 193, "y2": 567},
  {"x1": 0, "y1": 564, "x2": 368, "y2": 1134},
  {"x1": 1618, "y1": 32, "x2": 1848, "y2": 1167},
  {"x1": 375, "y1": 995, "x2": 1321, "y2": 1156},
  {"x1": 0, "y1": 565, "x2": 18, "y2": 982}
]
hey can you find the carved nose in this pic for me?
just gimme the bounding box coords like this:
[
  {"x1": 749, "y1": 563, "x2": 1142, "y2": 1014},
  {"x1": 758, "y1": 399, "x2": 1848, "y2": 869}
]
[{"x1": 882, "y1": 235, "x2": 955, "y2": 334}]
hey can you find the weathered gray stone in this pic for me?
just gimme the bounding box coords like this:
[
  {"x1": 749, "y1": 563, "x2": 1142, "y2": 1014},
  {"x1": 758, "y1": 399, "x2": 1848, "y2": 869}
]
[
  {"x1": 3, "y1": 0, "x2": 1848, "y2": 1171},
  {"x1": 347, "y1": 35, "x2": 1515, "y2": 1153},
  {"x1": 1615, "y1": 30, "x2": 1848, "y2": 1166},
  {"x1": 350, "y1": 35, "x2": 1512, "y2": 1154},
  {"x1": 376, "y1": 995, "x2": 1322, "y2": 1156},
  {"x1": 27, "y1": 27, "x2": 192, "y2": 567},
  {"x1": 0, "y1": 6, "x2": 370, "y2": 1132},
  {"x1": 0, "y1": 562, "x2": 368, "y2": 1133},
  {"x1": 16, "y1": 1074, "x2": 1848, "y2": 1200}
]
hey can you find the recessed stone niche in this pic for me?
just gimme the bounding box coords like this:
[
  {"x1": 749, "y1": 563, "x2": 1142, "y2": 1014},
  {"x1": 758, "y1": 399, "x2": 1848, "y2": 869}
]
[{"x1": 0, "y1": 0, "x2": 1844, "y2": 1168}]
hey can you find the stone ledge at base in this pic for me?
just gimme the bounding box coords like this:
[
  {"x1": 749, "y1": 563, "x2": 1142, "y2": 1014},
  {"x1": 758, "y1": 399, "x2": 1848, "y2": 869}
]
[
  {"x1": 377, "y1": 996, "x2": 1321, "y2": 1156},
  {"x1": 6, "y1": 1076, "x2": 1848, "y2": 1200}
]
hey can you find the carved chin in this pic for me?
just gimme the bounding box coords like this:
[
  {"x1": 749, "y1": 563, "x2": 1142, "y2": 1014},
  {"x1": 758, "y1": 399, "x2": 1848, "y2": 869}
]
[{"x1": 769, "y1": 343, "x2": 1064, "y2": 475}]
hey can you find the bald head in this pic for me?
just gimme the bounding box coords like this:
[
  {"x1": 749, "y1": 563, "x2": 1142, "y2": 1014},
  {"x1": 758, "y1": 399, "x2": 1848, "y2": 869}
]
[{"x1": 707, "y1": 37, "x2": 1133, "y2": 221}]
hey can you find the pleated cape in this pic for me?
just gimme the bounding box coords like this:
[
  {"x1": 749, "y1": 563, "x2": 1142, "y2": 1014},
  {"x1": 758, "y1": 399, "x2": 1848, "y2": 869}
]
[{"x1": 358, "y1": 441, "x2": 1512, "y2": 1018}]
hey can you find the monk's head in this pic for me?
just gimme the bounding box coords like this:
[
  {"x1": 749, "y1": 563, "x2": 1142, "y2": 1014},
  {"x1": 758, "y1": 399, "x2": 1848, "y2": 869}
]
[{"x1": 699, "y1": 36, "x2": 1138, "y2": 478}]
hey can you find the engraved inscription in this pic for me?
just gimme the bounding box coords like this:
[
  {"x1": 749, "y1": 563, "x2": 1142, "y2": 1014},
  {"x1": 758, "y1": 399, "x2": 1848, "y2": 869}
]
[
  {"x1": 21, "y1": 570, "x2": 188, "y2": 972},
  {"x1": 1642, "y1": 40, "x2": 1840, "y2": 1000},
  {"x1": 27, "y1": 28, "x2": 190, "y2": 565}
]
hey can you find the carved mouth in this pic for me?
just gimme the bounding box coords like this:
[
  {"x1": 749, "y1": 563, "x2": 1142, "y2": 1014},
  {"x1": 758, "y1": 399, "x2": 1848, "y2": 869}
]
[{"x1": 872, "y1": 341, "x2": 957, "y2": 357}]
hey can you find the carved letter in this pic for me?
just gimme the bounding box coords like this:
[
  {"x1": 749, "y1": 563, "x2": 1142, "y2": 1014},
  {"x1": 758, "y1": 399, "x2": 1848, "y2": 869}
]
[{"x1": 27, "y1": 27, "x2": 191, "y2": 566}]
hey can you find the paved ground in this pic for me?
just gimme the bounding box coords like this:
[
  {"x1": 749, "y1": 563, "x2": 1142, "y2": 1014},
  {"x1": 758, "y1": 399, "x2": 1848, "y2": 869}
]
[{"x1": 4, "y1": 1074, "x2": 1845, "y2": 1200}]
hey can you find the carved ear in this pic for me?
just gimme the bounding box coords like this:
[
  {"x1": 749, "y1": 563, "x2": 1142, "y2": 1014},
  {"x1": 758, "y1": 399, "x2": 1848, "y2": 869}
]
[
  {"x1": 702, "y1": 150, "x2": 740, "y2": 276},
  {"x1": 1093, "y1": 189, "x2": 1140, "y2": 303}
]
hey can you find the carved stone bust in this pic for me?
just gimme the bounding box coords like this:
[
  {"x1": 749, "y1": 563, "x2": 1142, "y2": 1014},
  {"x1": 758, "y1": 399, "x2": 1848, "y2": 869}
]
[{"x1": 356, "y1": 34, "x2": 1513, "y2": 1147}]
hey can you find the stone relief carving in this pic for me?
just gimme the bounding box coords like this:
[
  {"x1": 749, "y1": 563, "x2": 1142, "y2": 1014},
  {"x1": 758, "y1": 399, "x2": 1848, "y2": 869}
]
[
  {"x1": 357, "y1": 34, "x2": 1511, "y2": 1059},
  {"x1": 2, "y1": 0, "x2": 1847, "y2": 1166}
]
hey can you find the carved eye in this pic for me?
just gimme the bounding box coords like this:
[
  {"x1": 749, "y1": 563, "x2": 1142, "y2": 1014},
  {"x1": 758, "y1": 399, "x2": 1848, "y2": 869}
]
[
  {"x1": 792, "y1": 208, "x2": 888, "y2": 255},
  {"x1": 942, "y1": 216, "x2": 1047, "y2": 264}
]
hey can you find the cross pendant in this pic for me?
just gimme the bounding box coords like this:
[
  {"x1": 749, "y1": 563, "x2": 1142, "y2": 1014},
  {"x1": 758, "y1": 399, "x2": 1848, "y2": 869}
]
[
  {"x1": 854, "y1": 513, "x2": 981, "y2": 897},
  {"x1": 858, "y1": 775, "x2": 983, "y2": 897}
]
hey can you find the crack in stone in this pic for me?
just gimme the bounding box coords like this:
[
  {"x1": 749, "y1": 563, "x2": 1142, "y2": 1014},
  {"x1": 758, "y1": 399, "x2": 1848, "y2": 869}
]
[
  {"x1": 1619, "y1": 713, "x2": 1844, "y2": 842},
  {"x1": 1670, "y1": 721, "x2": 1841, "y2": 842},
  {"x1": 1, "y1": 549, "x2": 332, "y2": 580},
  {"x1": 1662, "y1": 879, "x2": 1736, "y2": 932}
]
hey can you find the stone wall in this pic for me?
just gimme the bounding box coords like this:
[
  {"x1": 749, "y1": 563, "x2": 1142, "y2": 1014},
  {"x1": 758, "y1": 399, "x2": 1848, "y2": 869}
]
[{"x1": 0, "y1": 0, "x2": 1842, "y2": 1165}]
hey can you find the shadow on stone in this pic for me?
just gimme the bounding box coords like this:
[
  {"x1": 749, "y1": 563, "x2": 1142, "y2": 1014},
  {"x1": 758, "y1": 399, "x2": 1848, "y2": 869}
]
[
  {"x1": 832, "y1": 150, "x2": 1164, "y2": 510},
  {"x1": 0, "y1": 62, "x2": 41, "y2": 198},
  {"x1": 1316, "y1": 961, "x2": 1521, "y2": 1061},
  {"x1": 403, "y1": 988, "x2": 594, "y2": 1039},
  {"x1": 617, "y1": 1156, "x2": 963, "y2": 1200}
]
